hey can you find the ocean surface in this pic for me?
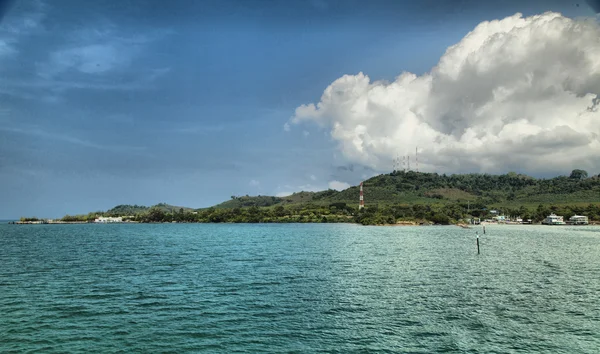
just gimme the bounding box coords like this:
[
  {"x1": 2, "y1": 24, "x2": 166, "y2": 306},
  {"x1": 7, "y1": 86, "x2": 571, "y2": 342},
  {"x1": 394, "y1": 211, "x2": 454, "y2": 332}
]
[{"x1": 1, "y1": 223, "x2": 599, "y2": 353}]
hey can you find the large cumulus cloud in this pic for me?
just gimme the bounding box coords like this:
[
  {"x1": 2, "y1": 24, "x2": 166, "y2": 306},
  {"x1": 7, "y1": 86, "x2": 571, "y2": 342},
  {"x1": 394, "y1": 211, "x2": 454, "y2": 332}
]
[{"x1": 289, "y1": 12, "x2": 600, "y2": 176}]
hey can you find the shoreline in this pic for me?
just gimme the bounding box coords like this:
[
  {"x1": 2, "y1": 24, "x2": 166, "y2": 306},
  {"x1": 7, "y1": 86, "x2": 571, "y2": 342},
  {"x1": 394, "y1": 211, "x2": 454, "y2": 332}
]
[{"x1": 8, "y1": 220, "x2": 599, "y2": 226}]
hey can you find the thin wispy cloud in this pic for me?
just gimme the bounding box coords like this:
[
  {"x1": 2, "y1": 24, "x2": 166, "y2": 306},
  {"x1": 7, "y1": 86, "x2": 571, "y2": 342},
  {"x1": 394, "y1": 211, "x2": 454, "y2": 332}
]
[
  {"x1": 36, "y1": 23, "x2": 172, "y2": 84},
  {"x1": 1, "y1": 0, "x2": 46, "y2": 37},
  {"x1": 0, "y1": 39, "x2": 16, "y2": 57},
  {"x1": 169, "y1": 124, "x2": 226, "y2": 135},
  {"x1": 2, "y1": 78, "x2": 152, "y2": 92},
  {"x1": 0, "y1": 3, "x2": 172, "y2": 99},
  {"x1": 39, "y1": 44, "x2": 128, "y2": 77},
  {"x1": 0, "y1": 126, "x2": 147, "y2": 154},
  {"x1": 0, "y1": 0, "x2": 46, "y2": 59},
  {"x1": 169, "y1": 117, "x2": 275, "y2": 135},
  {"x1": 249, "y1": 179, "x2": 260, "y2": 187}
]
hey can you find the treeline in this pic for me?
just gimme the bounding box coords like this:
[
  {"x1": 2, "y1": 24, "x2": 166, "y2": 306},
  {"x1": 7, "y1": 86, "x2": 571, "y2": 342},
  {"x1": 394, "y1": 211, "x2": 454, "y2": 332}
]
[
  {"x1": 133, "y1": 205, "x2": 355, "y2": 223},
  {"x1": 354, "y1": 203, "x2": 600, "y2": 225},
  {"x1": 56, "y1": 202, "x2": 600, "y2": 225},
  {"x1": 360, "y1": 170, "x2": 600, "y2": 204},
  {"x1": 62, "y1": 212, "x2": 102, "y2": 222}
]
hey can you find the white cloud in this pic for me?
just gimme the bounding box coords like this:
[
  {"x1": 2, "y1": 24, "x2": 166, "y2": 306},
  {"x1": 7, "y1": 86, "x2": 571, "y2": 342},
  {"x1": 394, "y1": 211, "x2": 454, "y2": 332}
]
[
  {"x1": 309, "y1": 174, "x2": 317, "y2": 181},
  {"x1": 283, "y1": 122, "x2": 291, "y2": 132},
  {"x1": 303, "y1": 130, "x2": 310, "y2": 137},
  {"x1": 276, "y1": 192, "x2": 292, "y2": 197},
  {"x1": 328, "y1": 180, "x2": 351, "y2": 191},
  {"x1": 249, "y1": 179, "x2": 260, "y2": 187},
  {"x1": 289, "y1": 12, "x2": 600, "y2": 176}
]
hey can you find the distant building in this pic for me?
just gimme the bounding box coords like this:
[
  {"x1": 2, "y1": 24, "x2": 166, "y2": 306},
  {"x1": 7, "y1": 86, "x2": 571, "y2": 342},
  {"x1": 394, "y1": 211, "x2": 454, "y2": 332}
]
[
  {"x1": 94, "y1": 216, "x2": 122, "y2": 223},
  {"x1": 569, "y1": 215, "x2": 589, "y2": 225},
  {"x1": 542, "y1": 214, "x2": 565, "y2": 225},
  {"x1": 468, "y1": 217, "x2": 481, "y2": 225}
]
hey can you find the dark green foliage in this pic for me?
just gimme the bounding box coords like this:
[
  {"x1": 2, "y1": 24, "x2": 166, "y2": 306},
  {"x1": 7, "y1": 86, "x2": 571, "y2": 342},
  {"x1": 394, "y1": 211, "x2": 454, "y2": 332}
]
[
  {"x1": 105, "y1": 203, "x2": 192, "y2": 216},
  {"x1": 312, "y1": 189, "x2": 338, "y2": 200},
  {"x1": 429, "y1": 212, "x2": 450, "y2": 225},
  {"x1": 105, "y1": 204, "x2": 149, "y2": 216},
  {"x1": 213, "y1": 195, "x2": 283, "y2": 208},
  {"x1": 569, "y1": 169, "x2": 589, "y2": 180},
  {"x1": 61, "y1": 214, "x2": 87, "y2": 222},
  {"x1": 51, "y1": 170, "x2": 600, "y2": 225}
]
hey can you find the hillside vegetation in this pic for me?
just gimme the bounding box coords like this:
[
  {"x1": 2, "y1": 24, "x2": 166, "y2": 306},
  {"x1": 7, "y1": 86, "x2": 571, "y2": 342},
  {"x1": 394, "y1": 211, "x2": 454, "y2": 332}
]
[
  {"x1": 60, "y1": 203, "x2": 194, "y2": 222},
  {"x1": 55, "y1": 170, "x2": 600, "y2": 225},
  {"x1": 214, "y1": 170, "x2": 600, "y2": 208}
]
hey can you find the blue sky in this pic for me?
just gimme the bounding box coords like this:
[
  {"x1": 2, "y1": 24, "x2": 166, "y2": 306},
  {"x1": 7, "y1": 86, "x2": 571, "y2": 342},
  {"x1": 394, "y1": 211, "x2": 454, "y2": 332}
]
[{"x1": 0, "y1": 0, "x2": 597, "y2": 218}]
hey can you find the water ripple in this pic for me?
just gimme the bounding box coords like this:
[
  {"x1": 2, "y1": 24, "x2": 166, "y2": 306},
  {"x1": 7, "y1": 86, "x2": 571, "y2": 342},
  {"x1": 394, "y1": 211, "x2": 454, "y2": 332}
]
[{"x1": 0, "y1": 223, "x2": 599, "y2": 352}]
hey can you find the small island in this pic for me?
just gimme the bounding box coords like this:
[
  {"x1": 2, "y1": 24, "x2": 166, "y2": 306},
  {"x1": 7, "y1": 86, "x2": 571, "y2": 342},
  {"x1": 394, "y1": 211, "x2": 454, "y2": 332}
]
[{"x1": 14, "y1": 170, "x2": 600, "y2": 226}]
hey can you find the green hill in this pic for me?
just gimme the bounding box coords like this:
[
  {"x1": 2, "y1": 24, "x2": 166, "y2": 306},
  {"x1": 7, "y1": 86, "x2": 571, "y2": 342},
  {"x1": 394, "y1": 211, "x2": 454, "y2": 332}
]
[
  {"x1": 198, "y1": 170, "x2": 600, "y2": 225},
  {"x1": 105, "y1": 204, "x2": 149, "y2": 215},
  {"x1": 105, "y1": 203, "x2": 194, "y2": 216},
  {"x1": 55, "y1": 170, "x2": 600, "y2": 225},
  {"x1": 211, "y1": 170, "x2": 600, "y2": 209},
  {"x1": 213, "y1": 195, "x2": 284, "y2": 209}
]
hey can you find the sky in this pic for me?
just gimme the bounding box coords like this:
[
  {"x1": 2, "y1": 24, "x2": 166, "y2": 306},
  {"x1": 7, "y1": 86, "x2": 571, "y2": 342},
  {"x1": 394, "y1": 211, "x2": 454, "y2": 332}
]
[{"x1": 0, "y1": 0, "x2": 599, "y2": 218}]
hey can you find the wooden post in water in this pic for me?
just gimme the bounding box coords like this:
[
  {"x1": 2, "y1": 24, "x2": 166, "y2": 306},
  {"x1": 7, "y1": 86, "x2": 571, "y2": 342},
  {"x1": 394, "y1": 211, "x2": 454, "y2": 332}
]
[
  {"x1": 483, "y1": 225, "x2": 486, "y2": 235},
  {"x1": 476, "y1": 232, "x2": 480, "y2": 254}
]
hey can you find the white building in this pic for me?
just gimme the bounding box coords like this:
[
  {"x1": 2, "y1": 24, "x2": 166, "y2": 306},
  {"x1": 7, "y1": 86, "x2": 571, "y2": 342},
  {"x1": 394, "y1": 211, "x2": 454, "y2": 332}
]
[
  {"x1": 94, "y1": 216, "x2": 123, "y2": 223},
  {"x1": 542, "y1": 213, "x2": 565, "y2": 225},
  {"x1": 569, "y1": 215, "x2": 589, "y2": 225},
  {"x1": 496, "y1": 215, "x2": 507, "y2": 223}
]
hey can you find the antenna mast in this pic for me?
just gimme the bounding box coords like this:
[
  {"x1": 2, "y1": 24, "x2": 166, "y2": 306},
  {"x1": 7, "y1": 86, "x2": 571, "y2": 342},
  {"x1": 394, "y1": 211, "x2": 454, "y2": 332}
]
[
  {"x1": 393, "y1": 154, "x2": 400, "y2": 172},
  {"x1": 416, "y1": 146, "x2": 419, "y2": 173},
  {"x1": 359, "y1": 182, "x2": 364, "y2": 210}
]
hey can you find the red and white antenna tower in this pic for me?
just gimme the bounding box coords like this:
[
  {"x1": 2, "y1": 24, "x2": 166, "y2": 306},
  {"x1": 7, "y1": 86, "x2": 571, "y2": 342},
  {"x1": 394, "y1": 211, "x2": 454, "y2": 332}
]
[{"x1": 359, "y1": 182, "x2": 364, "y2": 210}]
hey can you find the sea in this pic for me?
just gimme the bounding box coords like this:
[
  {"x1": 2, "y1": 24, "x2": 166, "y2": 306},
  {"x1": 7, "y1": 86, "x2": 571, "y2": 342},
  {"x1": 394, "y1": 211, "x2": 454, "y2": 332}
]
[{"x1": 1, "y1": 223, "x2": 599, "y2": 353}]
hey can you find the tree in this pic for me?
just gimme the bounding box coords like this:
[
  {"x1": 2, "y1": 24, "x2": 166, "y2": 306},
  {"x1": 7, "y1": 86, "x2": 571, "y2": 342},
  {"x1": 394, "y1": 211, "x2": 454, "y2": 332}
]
[
  {"x1": 147, "y1": 207, "x2": 166, "y2": 222},
  {"x1": 274, "y1": 205, "x2": 285, "y2": 217},
  {"x1": 569, "y1": 169, "x2": 588, "y2": 179}
]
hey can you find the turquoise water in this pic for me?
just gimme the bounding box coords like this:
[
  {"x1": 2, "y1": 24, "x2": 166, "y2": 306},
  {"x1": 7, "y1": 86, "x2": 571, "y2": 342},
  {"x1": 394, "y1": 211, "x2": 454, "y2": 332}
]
[{"x1": 1, "y1": 223, "x2": 599, "y2": 353}]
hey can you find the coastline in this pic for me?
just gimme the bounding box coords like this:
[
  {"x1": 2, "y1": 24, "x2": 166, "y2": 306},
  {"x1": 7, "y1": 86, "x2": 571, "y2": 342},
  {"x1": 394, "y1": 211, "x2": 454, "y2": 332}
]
[
  {"x1": 9, "y1": 220, "x2": 599, "y2": 226},
  {"x1": 10, "y1": 221, "x2": 139, "y2": 225}
]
